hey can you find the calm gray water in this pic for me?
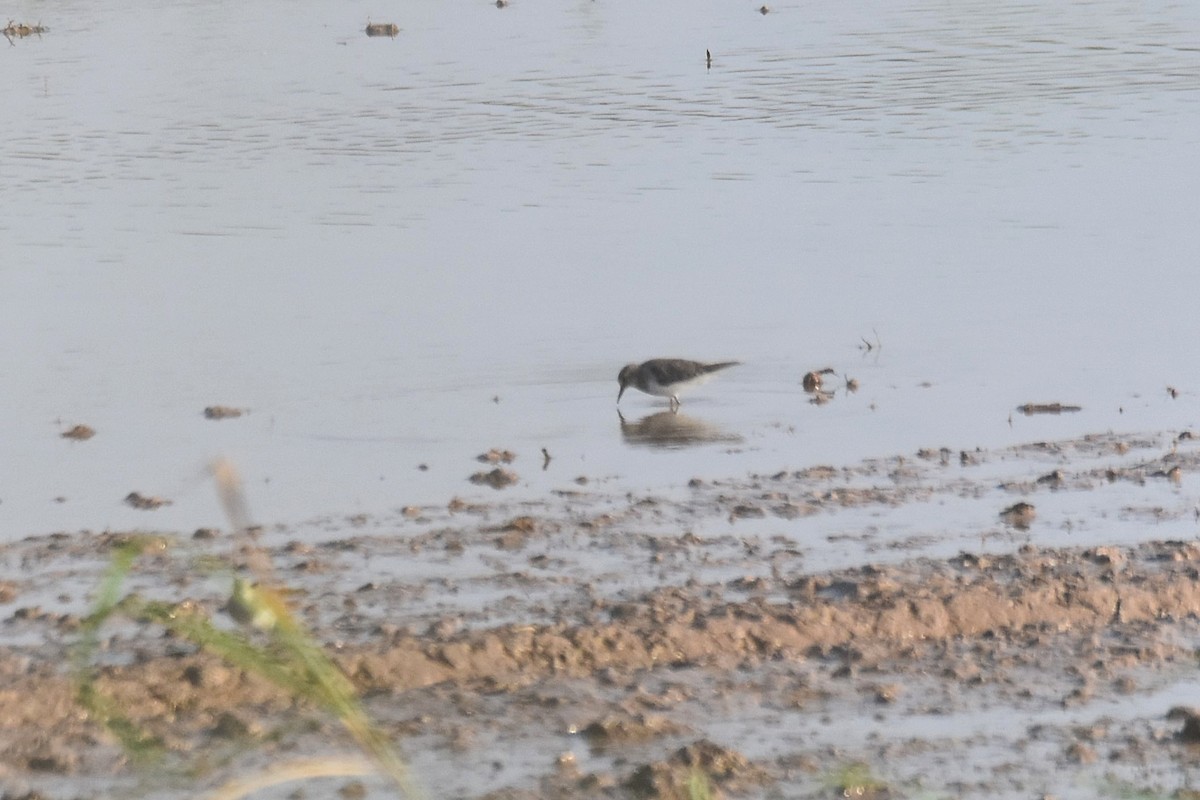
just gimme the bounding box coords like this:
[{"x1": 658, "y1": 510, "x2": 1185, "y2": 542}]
[{"x1": 3, "y1": 0, "x2": 1200, "y2": 546}]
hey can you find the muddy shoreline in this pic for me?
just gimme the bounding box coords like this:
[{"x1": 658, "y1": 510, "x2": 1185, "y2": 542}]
[{"x1": 3, "y1": 431, "x2": 1200, "y2": 799}]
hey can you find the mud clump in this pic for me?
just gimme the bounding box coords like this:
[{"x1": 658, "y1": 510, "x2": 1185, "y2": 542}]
[
  {"x1": 469, "y1": 467, "x2": 518, "y2": 489},
  {"x1": 999, "y1": 501, "x2": 1035, "y2": 528},
  {"x1": 1170, "y1": 707, "x2": 1200, "y2": 743},
  {"x1": 476, "y1": 448, "x2": 516, "y2": 464},
  {"x1": 625, "y1": 740, "x2": 762, "y2": 799},
  {"x1": 6, "y1": 534, "x2": 1200, "y2": 797},
  {"x1": 581, "y1": 713, "x2": 684, "y2": 746},
  {"x1": 60, "y1": 424, "x2": 95, "y2": 441},
  {"x1": 7, "y1": 433, "x2": 1200, "y2": 798}
]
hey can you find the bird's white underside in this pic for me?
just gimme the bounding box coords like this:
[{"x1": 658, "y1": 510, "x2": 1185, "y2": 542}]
[{"x1": 642, "y1": 374, "x2": 716, "y2": 398}]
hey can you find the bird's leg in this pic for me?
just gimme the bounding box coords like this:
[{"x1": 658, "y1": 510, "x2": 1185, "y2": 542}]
[{"x1": 670, "y1": 395, "x2": 680, "y2": 413}]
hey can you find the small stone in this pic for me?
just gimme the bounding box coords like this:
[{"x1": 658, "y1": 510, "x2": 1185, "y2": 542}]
[
  {"x1": 874, "y1": 683, "x2": 902, "y2": 704},
  {"x1": 1036, "y1": 470, "x2": 1065, "y2": 486}
]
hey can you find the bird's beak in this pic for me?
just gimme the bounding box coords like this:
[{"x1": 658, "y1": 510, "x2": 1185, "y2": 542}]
[{"x1": 617, "y1": 383, "x2": 626, "y2": 403}]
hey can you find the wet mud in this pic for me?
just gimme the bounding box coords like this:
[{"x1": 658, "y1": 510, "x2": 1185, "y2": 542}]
[{"x1": 3, "y1": 431, "x2": 1200, "y2": 799}]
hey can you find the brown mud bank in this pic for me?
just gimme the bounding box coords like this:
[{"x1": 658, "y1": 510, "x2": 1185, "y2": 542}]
[{"x1": 3, "y1": 433, "x2": 1200, "y2": 799}]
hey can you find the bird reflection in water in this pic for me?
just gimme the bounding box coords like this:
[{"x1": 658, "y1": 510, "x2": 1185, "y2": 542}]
[{"x1": 618, "y1": 410, "x2": 742, "y2": 450}]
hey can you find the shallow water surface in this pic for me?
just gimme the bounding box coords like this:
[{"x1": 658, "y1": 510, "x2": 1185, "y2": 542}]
[{"x1": 2, "y1": 0, "x2": 1199, "y2": 541}]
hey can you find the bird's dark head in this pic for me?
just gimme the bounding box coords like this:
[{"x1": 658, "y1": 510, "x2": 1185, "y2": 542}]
[{"x1": 617, "y1": 363, "x2": 638, "y2": 402}]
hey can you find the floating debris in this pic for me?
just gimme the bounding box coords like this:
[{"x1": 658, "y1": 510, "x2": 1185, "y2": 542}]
[
  {"x1": 60, "y1": 424, "x2": 95, "y2": 441},
  {"x1": 203, "y1": 405, "x2": 244, "y2": 420},
  {"x1": 364, "y1": 21, "x2": 399, "y2": 37},
  {"x1": 495, "y1": 0, "x2": 509, "y2": 7},
  {"x1": 125, "y1": 492, "x2": 172, "y2": 510},
  {"x1": 3, "y1": 20, "x2": 48, "y2": 43},
  {"x1": 476, "y1": 448, "x2": 516, "y2": 464},
  {"x1": 469, "y1": 468, "x2": 518, "y2": 489},
  {"x1": 758, "y1": 4, "x2": 770, "y2": 13},
  {"x1": 999, "y1": 501, "x2": 1036, "y2": 529},
  {"x1": 1017, "y1": 403, "x2": 1082, "y2": 416}
]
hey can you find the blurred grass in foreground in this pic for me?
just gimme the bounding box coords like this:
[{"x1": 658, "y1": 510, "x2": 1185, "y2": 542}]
[{"x1": 72, "y1": 459, "x2": 422, "y2": 800}]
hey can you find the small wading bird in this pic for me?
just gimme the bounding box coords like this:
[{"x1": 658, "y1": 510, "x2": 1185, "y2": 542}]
[{"x1": 617, "y1": 358, "x2": 740, "y2": 411}]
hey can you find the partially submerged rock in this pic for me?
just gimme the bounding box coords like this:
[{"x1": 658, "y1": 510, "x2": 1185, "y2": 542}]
[
  {"x1": 999, "y1": 501, "x2": 1036, "y2": 529},
  {"x1": 469, "y1": 468, "x2": 518, "y2": 489},
  {"x1": 476, "y1": 448, "x2": 516, "y2": 464},
  {"x1": 124, "y1": 492, "x2": 172, "y2": 510}
]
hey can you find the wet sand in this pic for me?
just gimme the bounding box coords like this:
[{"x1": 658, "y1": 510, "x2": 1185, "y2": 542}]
[{"x1": 3, "y1": 431, "x2": 1200, "y2": 799}]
